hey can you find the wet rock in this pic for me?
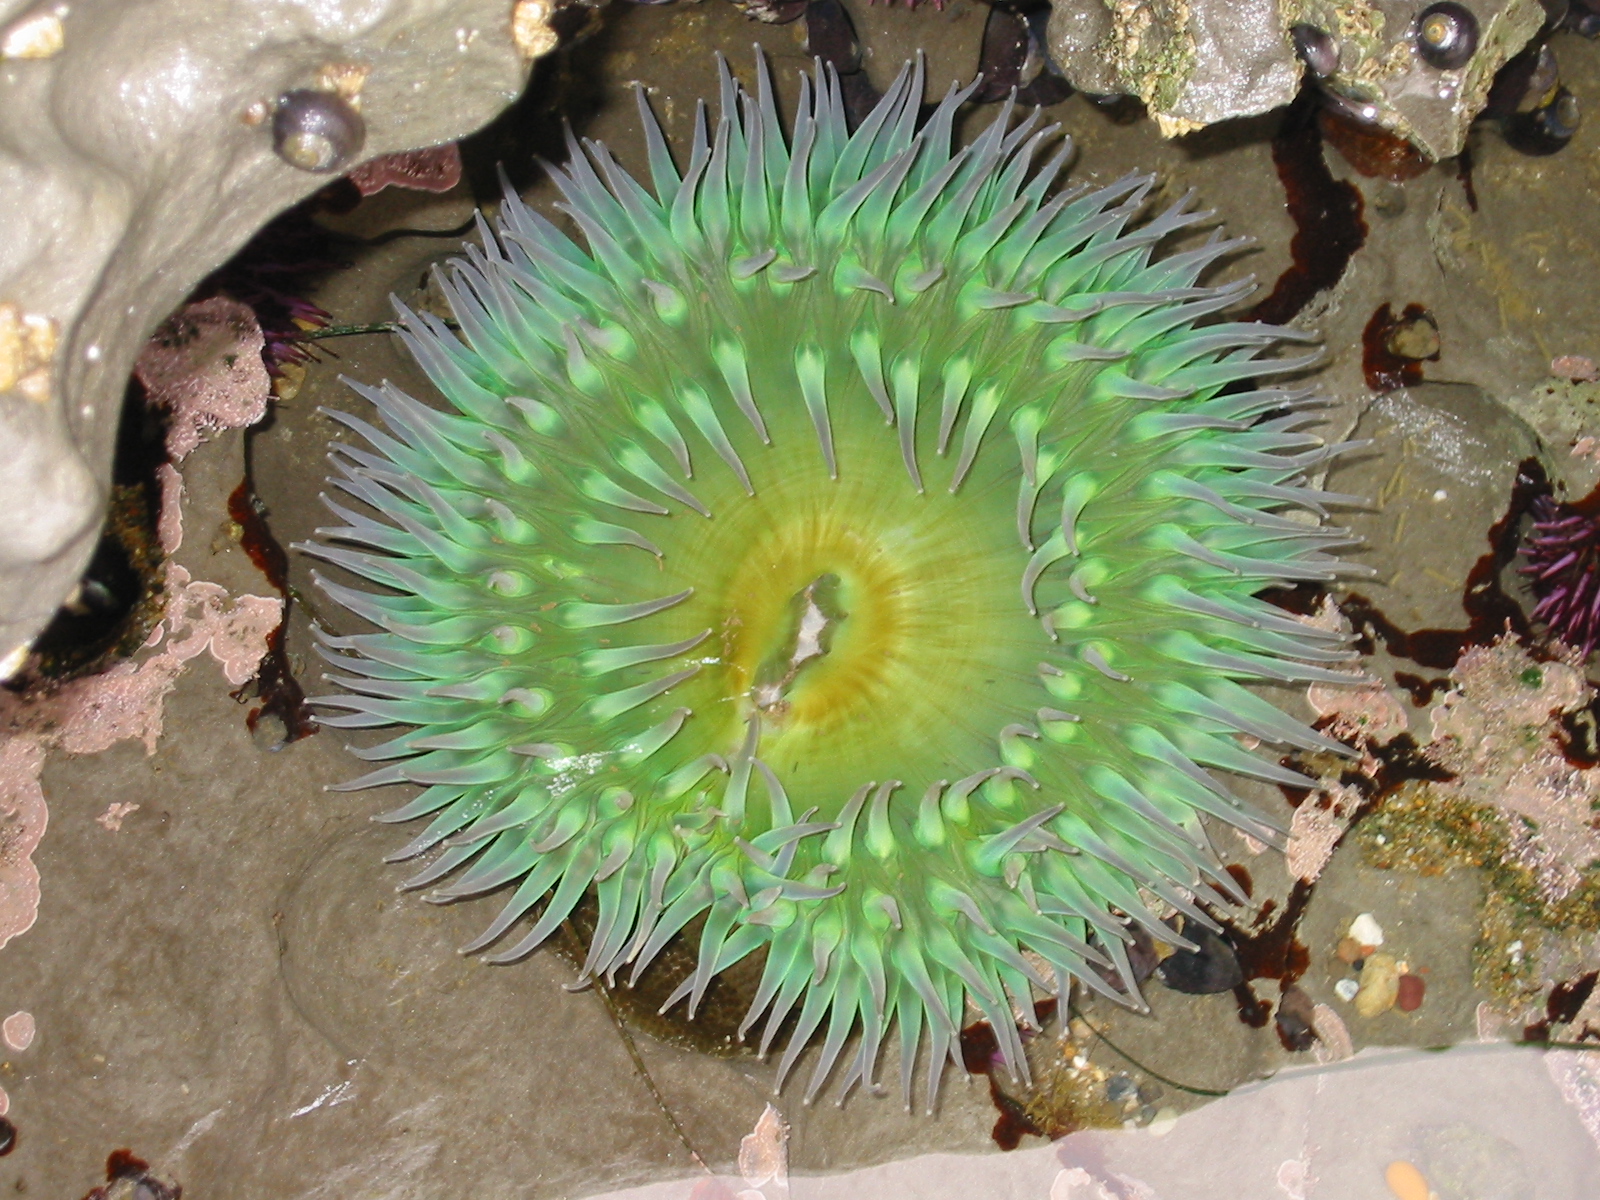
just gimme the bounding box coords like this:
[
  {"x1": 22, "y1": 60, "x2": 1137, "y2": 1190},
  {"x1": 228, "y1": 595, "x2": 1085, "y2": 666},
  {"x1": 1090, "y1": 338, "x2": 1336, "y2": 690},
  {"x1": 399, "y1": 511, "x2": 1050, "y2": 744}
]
[
  {"x1": 1415, "y1": 1123, "x2": 1535, "y2": 1199},
  {"x1": 1044, "y1": 0, "x2": 1544, "y2": 156},
  {"x1": 1504, "y1": 85, "x2": 1582, "y2": 154},
  {"x1": 1045, "y1": 0, "x2": 1301, "y2": 136},
  {"x1": 1154, "y1": 922, "x2": 1245, "y2": 994},
  {"x1": 79, "y1": 1150, "x2": 180, "y2": 1200},
  {"x1": 1330, "y1": 383, "x2": 1546, "y2": 634},
  {"x1": 0, "y1": 0, "x2": 535, "y2": 668},
  {"x1": 1104, "y1": 1073, "x2": 1139, "y2": 1103}
]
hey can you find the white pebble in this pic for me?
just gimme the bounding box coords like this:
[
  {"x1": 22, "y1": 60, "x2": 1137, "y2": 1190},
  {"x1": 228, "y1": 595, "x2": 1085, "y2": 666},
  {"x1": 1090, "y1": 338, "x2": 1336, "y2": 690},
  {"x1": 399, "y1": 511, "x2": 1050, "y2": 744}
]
[
  {"x1": 1334, "y1": 978, "x2": 1360, "y2": 1002},
  {"x1": 1145, "y1": 1107, "x2": 1179, "y2": 1137},
  {"x1": 1348, "y1": 912, "x2": 1385, "y2": 947}
]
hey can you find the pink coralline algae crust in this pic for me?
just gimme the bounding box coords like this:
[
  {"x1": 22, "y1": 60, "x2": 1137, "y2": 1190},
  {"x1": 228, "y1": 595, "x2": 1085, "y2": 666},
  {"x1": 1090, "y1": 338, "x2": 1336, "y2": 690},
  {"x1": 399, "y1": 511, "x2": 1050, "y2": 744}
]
[
  {"x1": 46, "y1": 563, "x2": 281, "y2": 757},
  {"x1": 347, "y1": 143, "x2": 463, "y2": 196},
  {"x1": 737, "y1": 1104, "x2": 788, "y2": 1192},
  {"x1": 1299, "y1": 627, "x2": 1600, "y2": 902},
  {"x1": 2, "y1": 1010, "x2": 34, "y2": 1052},
  {"x1": 1283, "y1": 603, "x2": 1400, "y2": 884},
  {"x1": 0, "y1": 563, "x2": 281, "y2": 953},
  {"x1": 134, "y1": 296, "x2": 270, "y2": 461},
  {"x1": 1303, "y1": 598, "x2": 1404, "y2": 748},
  {"x1": 1551, "y1": 355, "x2": 1599, "y2": 382},
  {"x1": 96, "y1": 802, "x2": 140, "y2": 832},
  {"x1": 1307, "y1": 679, "x2": 1409, "y2": 748},
  {"x1": 0, "y1": 739, "x2": 47, "y2": 950},
  {"x1": 1287, "y1": 784, "x2": 1363, "y2": 884},
  {"x1": 53, "y1": 655, "x2": 185, "y2": 756},
  {"x1": 1428, "y1": 638, "x2": 1600, "y2": 902},
  {"x1": 159, "y1": 565, "x2": 283, "y2": 687},
  {"x1": 155, "y1": 463, "x2": 185, "y2": 555}
]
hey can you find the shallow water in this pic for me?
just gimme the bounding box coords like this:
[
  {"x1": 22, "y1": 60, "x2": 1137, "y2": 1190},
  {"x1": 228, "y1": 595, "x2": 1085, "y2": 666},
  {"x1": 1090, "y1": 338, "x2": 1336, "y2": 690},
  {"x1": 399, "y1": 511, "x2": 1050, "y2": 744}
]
[{"x1": 4, "y1": 2, "x2": 1600, "y2": 1196}]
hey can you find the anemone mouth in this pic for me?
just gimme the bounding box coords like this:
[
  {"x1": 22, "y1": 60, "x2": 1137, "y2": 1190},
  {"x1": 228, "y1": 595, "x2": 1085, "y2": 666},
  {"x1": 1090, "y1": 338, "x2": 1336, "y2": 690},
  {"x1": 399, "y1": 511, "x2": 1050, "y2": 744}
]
[
  {"x1": 616, "y1": 415, "x2": 1045, "y2": 805},
  {"x1": 307, "y1": 51, "x2": 1369, "y2": 1109}
]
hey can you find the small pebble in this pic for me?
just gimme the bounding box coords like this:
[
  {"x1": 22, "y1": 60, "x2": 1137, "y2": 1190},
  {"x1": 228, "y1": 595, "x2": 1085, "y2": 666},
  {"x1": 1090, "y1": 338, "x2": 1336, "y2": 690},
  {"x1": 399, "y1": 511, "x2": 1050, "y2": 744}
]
[
  {"x1": 1386, "y1": 313, "x2": 1440, "y2": 361},
  {"x1": 1105, "y1": 1074, "x2": 1138, "y2": 1103},
  {"x1": 1384, "y1": 1160, "x2": 1431, "y2": 1200},
  {"x1": 1334, "y1": 977, "x2": 1361, "y2": 1002},
  {"x1": 1146, "y1": 1107, "x2": 1178, "y2": 1137},
  {"x1": 1355, "y1": 952, "x2": 1400, "y2": 1017},
  {"x1": 1551, "y1": 354, "x2": 1599, "y2": 381},
  {"x1": 2, "y1": 1012, "x2": 34, "y2": 1052},
  {"x1": 1276, "y1": 984, "x2": 1319, "y2": 1052},
  {"x1": 1397, "y1": 972, "x2": 1426, "y2": 1012},
  {"x1": 1337, "y1": 936, "x2": 1366, "y2": 964},
  {"x1": 1311, "y1": 1003, "x2": 1355, "y2": 1063},
  {"x1": 1348, "y1": 912, "x2": 1385, "y2": 947}
]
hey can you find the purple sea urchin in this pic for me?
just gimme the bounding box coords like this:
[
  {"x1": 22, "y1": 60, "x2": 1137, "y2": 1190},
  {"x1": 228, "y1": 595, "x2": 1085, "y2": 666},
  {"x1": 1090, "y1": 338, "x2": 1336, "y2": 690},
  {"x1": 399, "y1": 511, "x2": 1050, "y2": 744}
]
[
  {"x1": 307, "y1": 55, "x2": 1367, "y2": 1108},
  {"x1": 1522, "y1": 493, "x2": 1600, "y2": 654}
]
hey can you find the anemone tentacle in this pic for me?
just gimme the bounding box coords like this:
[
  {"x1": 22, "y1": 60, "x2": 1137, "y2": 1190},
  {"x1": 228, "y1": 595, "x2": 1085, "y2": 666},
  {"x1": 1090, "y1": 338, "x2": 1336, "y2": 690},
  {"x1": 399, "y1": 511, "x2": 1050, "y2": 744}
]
[{"x1": 308, "y1": 52, "x2": 1365, "y2": 1110}]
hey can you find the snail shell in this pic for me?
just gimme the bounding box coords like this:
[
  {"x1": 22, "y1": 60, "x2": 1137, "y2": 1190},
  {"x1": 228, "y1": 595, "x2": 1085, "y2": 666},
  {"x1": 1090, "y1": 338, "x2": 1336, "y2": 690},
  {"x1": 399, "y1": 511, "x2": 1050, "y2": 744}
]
[
  {"x1": 272, "y1": 89, "x2": 366, "y2": 174},
  {"x1": 1414, "y1": 2, "x2": 1479, "y2": 71}
]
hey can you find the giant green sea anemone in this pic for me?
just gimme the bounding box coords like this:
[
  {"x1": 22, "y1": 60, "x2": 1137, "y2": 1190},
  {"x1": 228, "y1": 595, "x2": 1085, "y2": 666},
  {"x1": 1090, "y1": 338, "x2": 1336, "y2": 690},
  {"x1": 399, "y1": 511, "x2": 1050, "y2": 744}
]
[{"x1": 308, "y1": 54, "x2": 1366, "y2": 1109}]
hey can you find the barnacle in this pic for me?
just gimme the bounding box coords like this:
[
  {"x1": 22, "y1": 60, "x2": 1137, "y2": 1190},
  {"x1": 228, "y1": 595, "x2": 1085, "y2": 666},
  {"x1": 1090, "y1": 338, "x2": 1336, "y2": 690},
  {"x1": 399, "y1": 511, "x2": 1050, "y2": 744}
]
[{"x1": 307, "y1": 54, "x2": 1365, "y2": 1109}]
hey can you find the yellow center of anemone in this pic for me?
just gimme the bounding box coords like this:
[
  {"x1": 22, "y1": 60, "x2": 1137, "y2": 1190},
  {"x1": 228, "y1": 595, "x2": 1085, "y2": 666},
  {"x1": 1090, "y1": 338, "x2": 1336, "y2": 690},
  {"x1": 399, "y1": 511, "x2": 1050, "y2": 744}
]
[{"x1": 673, "y1": 461, "x2": 1040, "y2": 806}]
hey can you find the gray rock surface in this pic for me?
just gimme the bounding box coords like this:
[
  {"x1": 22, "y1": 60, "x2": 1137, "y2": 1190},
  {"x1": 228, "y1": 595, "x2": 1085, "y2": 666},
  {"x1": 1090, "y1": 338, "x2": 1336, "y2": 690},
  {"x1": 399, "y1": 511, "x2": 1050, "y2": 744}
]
[
  {"x1": 1045, "y1": 0, "x2": 1543, "y2": 157},
  {"x1": 1334, "y1": 383, "x2": 1545, "y2": 632},
  {"x1": 0, "y1": 0, "x2": 539, "y2": 673}
]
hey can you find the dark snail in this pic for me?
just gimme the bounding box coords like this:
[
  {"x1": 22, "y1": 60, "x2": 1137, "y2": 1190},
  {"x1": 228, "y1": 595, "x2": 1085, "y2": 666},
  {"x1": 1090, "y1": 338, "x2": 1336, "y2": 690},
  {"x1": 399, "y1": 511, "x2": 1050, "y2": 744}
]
[
  {"x1": 272, "y1": 89, "x2": 365, "y2": 174},
  {"x1": 1414, "y1": 2, "x2": 1479, "y2": 71}
]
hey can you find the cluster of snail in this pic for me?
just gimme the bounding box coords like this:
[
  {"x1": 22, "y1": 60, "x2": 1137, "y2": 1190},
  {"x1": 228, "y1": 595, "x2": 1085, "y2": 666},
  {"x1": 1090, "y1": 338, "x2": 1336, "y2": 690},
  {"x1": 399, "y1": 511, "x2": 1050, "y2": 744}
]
[
  {"x1": 1291, "y1": 2, "x2": 1479, "y2": 87},
  {"x1": 1294, "y1": 0, "x2": 1582, "y2": 157}
]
